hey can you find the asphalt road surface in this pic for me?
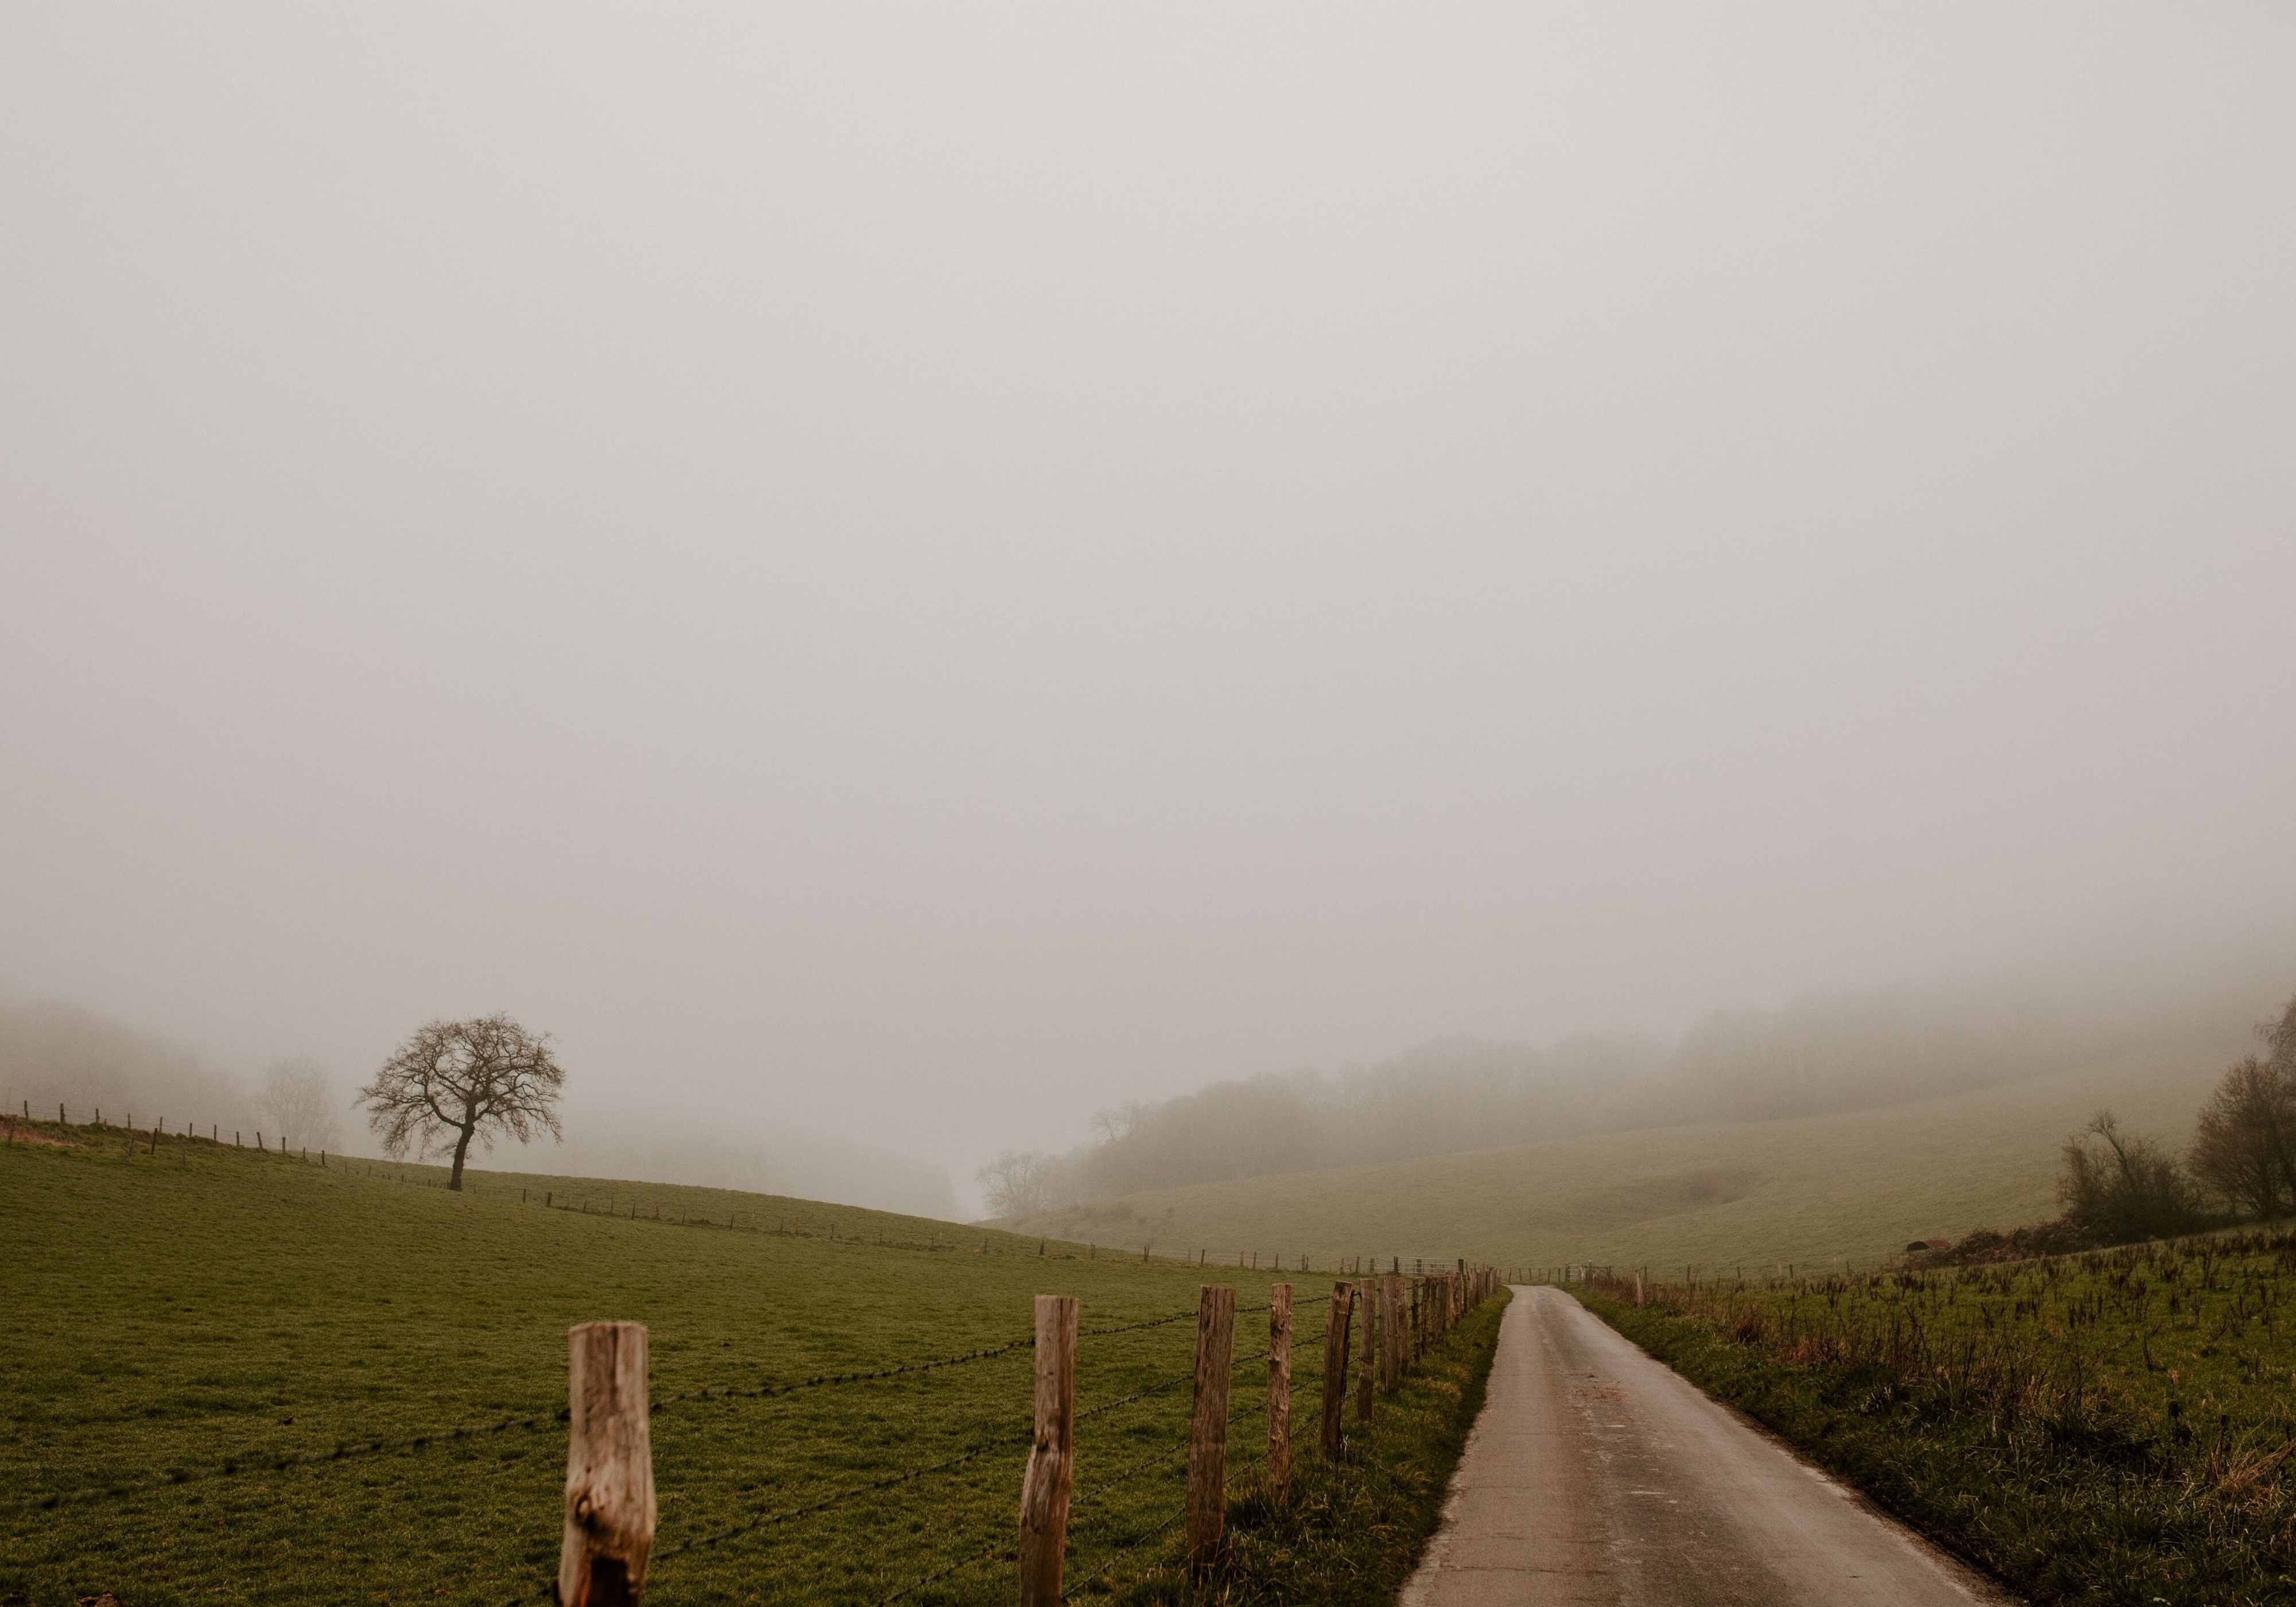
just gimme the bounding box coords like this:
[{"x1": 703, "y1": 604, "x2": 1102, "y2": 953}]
[{"x1": 1400, "y1": 1284, "x2": 2016, "y2": 1606}]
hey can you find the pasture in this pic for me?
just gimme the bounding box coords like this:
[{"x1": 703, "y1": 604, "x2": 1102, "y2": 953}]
[
  {"x1": 0, "y1": 1121, "x2": 1499, "y2": 1605},
  {"x1": 1009, "y1": 1042, "x2": 2231, "y2": 1276}
]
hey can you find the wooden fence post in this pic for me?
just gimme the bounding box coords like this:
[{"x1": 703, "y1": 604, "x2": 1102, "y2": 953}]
[
  {"x1": 1017, "y1": 1294, "x2": 1077, "y2": 1606},
  {"x1": 1379, "y1": 1276, "x2": 1398, "y2": 1392},
  {"x1": 1391, "y1": 1276, "x2": 1408, "y2": 1385},
  {"x1": 1320, "y1": 1280, "x2": 1352, "y2": 1458},
  {"x1": 1185, "y1": 1284, "x2": 1237, "y2": 1577},
  {"x1": 1355, "y1": 1278, "x2": 1375, "y2": 1426},
  {"x1": 1267, "y1": 1283, "x2": 1292, "y2": 1503},
  {"x1": 559, "y1": 1321, "x2": 656, "y2": 1606}
]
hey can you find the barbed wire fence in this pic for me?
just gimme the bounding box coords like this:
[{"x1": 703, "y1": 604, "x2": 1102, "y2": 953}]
[
  {"x1": 3, "y1": 1136, "x2": 1502, "y2": 1607},
  {"x1": 8, "y1": 1102, "x2": 1504, "y2": 1286}
]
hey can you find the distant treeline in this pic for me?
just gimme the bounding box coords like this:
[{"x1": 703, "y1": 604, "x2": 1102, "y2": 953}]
[
  {"x1": 1909, "y1": 991, "x2": 2296, "y2": 1265},
  {"x1": 982, "y1": 981, "x2": 2254, "y2": 1217},
  {"x1": 0, "y1": 996, "x2": 262, "y2": 1132}
]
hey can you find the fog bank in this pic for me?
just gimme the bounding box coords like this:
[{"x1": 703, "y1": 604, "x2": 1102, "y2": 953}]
[{"x1": 5, "y1": 5, "x2": 2291, "y2": 1211}]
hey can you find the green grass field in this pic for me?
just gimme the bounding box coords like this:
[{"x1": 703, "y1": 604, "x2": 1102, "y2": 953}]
[
  {"x1": 1571, "y1": 1231, "x2": 2296, "y2": 1605},
  {"x1": 1009, "y1": 1043, "x2": 2228, "y2": 1275},
  {"x1": 0, "y1": 1121, "x2": 1499, "y2": 1606}
]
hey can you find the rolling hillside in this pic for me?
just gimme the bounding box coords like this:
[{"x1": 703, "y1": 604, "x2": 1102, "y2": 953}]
[
  {"x1": 1007, "y1": 1034, "x2": 2238, "y2": 1275},
  {"x1": 1, "y1": 1118, "x2": 1503, "y2": 1605}
]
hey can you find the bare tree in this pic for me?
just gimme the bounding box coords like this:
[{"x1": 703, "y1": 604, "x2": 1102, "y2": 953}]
[
  {"x1": 255, "y1": 1057, "x2": 345, "y2": 1151},
  {"x1": 2059, "y1": 1109, "x2": 2201, "y2": 1244},
  {"x1": 976, "y1": 1148, "x2": 1061, "y2": 1218},
  {"x1": 1090, "y1": 1101, "x2": 1146, "y2": 1146},
  {"x1": 2189, "y1": 1057, "x2": 2296, "y2": 1220},
  {"x1": 358, "y1": 1015, "x2": 565, "y2": 1190},
  {"x1": 2261, "y1": 991, "x2": 2296, "y2": 1076}
]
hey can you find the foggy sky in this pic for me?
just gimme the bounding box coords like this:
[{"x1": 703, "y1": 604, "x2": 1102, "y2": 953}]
[{"x1": 6, "y1": 4, "x2": 2293, "y2": 1208}]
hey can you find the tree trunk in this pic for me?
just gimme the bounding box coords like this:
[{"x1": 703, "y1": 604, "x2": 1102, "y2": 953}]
[{"x1": 449, "y1": 1122, "x2": 476, "y2": 1191}]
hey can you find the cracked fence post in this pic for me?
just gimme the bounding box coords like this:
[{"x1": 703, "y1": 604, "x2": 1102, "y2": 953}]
[
  {"x1": 1185, "y1": 1284, "x2": 1236, "y2": 1577},
  {"x1": 559, "y1": 1321, "x2": 657, "y2": 1606},
  {"x1": 1017, "y1": 1294, "x2": 1077, "y2": 1607},
  {"x1": 1267, "y1": 1283, "x2": 1292, "y2": 1504},
  {"x1": 1355, "y1": 1278, "x2": 1375, "y2": 1427},
  {"x1": 1320, "y1": 1280, "x2": 1353, "y2": 1459}
]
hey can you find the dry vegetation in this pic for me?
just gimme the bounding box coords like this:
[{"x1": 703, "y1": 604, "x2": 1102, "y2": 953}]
[{"x1": 1574, "y1": 1232, "x2": 2296, "y2": 1605}]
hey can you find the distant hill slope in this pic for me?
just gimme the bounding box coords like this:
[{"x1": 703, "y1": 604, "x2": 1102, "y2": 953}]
[{"x1": 1004, "y1": 1035, "x2": 2235, "y2": 1275}]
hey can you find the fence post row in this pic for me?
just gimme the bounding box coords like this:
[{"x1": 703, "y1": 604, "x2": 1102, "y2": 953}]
[
  {"x1": 1017, "y1": 1294, "x2": 1078, "y2": 1606},
  {"x1": 1185, "y1": 1284, "x2": 1238, "y2": 1577},
  {"x1": 559, "y1": 1321, "x2": 656, "y2": 1607},
  {"x1": 0, "y1": 1231, "x2": 1506, "y2": 1604},
  {"x1": 1267, "y1": 1282, "x2": 1292, "y2": 1504},
  {"x1": 1321, "y1": 1280, "x2": 1353, "y2": 1458}
]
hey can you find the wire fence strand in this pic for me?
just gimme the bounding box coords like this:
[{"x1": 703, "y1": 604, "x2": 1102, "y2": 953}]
[
  {"x1": 647, "y1": 1425, "x2": 1034, "y2": 1568},
  {"x1": 875, "y1": 1533, "x2": 1013, "y2": 1605},
  {"x1": 10, "y1": 1330, "x2": 1045, "y2": 1518}
]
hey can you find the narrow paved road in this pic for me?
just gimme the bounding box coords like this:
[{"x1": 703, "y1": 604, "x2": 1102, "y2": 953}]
[{"x1": 1401, "y1": 1285, "x2": 2015, "y2": 1606}]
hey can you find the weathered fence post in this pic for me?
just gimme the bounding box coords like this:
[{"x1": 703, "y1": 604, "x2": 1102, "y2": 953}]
[
  {"x1": 559, "y1": 1321, "x2": 656, "y2": 1605},
  {"x1": 1185, "y1": 1284, "x2": 1237, "y2": 1577},
  {"x1": 1017, "y1": 1294, "x2": 1077, "y2": 1606},
  {"x1": 1380, "y1": 1276, "x2": 1401, "y2": 1392},
  {"x1": 1320, "y1": 1280, "x2": 1352, "y2": 1458},
  {"x1": 1355, "y1": 1277, "x2": 1375, "y2": 1426},
  {"x1": 1392, "y1": 1276, "x2": 1409, "y2": 1384},
  {"x1": 1267, "y1": 1282, "x2": 1292, "y2": 1503}
]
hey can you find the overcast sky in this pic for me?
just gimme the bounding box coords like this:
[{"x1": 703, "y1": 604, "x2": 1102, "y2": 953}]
[{"x1": 6, "y1": 3, "x2": 2293, "y2": 1202}]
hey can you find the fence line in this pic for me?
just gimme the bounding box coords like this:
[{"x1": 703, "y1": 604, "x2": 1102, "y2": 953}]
[
  {"x1": 11, "y1": 1292, "x2": 1327, "y2": 1522},
  {"x1": 10, "y1": 1109, "x2": 1508, "y2": 1598},
  {"x1": 11, "y1": 1320, "x2": 1126, "y2": 1520},
  {"x1": 16, "y1": 1269, "x2": 1495, "y2": 1601},
  {"x1": 11, "y1": 1108, "x2": 1458, "y2": 1283}
]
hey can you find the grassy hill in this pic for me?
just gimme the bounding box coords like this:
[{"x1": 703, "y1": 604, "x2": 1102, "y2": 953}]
[
  {"x1": 1009, "y1": 1035, "x2": 2236, "y2": 1276},
  {"x1": 0, "y1": 1119, "x2": 1493, "y2": 1606}
]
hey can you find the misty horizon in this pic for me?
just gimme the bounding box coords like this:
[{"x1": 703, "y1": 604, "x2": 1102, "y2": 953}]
[{"x1": 7, "y1": 5, "x2": 2293, "y2": 1215}]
